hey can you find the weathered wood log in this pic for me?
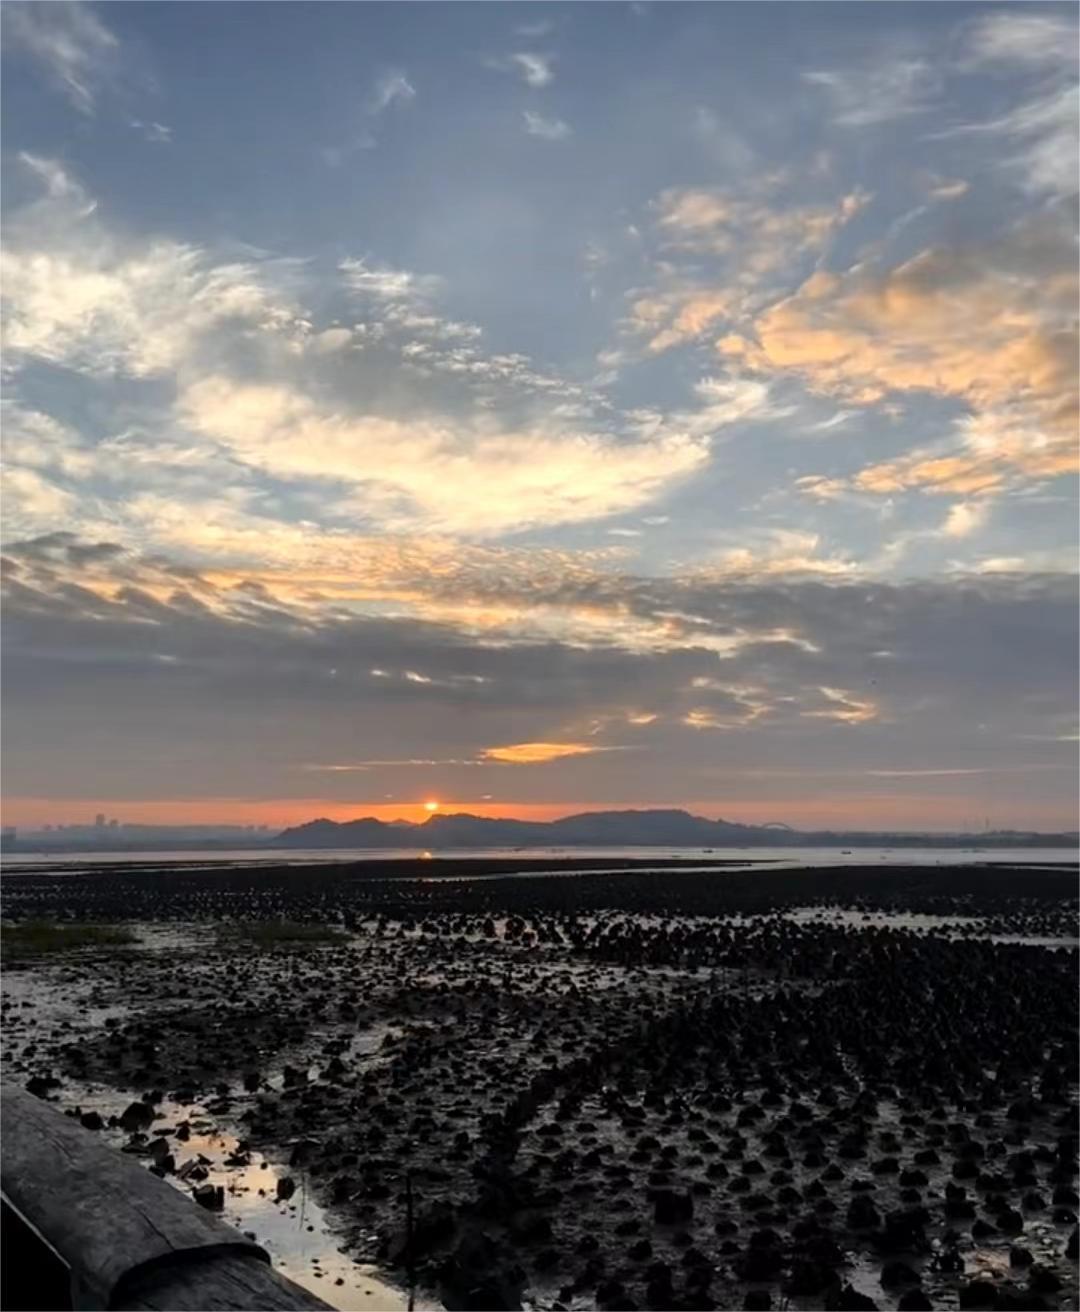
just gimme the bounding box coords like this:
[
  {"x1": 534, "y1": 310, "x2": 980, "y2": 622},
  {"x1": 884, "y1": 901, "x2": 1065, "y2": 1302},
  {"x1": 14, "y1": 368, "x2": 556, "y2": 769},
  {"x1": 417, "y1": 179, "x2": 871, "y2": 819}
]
[
  {"x1": 1, "y1": 1084, "x2": 332, "y2": 1310},
  {"x1": 109, "y1": 1253, "x2": 332, "y2": 1311}
]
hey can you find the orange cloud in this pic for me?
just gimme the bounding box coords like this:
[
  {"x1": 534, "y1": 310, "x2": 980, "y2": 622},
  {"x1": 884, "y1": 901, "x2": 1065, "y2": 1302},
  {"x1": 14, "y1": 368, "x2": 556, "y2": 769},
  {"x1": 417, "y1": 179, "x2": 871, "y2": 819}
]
[
  {"x1": 801, "y1": 686, "x2": 879, "y2": 725},
  {"x1": 849, "y1": 411, "x2": 1078, "y2": 498},
  {"x1": 741, "y1": 239, "x2": 1077, "y2": 437},
  {"x1": 640, "y1": 291, "x2": 733, "y2": 354},
  {"x1": 750, "y1": 225, "x2": 1078, "y2": 501},
  {"x1": 633, "y1": 185, "x2": 870, "y2": 353},
  {"x1": 682, "y1": 705, "x2": 765, "y2": 730},
  {"x1": 481, "y1": 741, "x2": 619, "y2": 764}
]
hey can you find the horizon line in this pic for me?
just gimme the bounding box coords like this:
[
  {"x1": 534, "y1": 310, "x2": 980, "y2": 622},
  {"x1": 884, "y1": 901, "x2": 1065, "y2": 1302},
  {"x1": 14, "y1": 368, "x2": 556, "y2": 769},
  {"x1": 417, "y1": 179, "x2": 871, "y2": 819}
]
[{"x1": 6, "y1": 801, "x2": 1078, "y2": 840}]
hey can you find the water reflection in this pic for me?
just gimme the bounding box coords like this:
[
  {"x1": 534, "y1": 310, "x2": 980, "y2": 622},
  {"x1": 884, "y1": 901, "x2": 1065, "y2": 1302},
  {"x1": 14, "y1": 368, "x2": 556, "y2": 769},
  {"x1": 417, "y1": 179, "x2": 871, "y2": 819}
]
[{"x1": 44, "y1": 1084, "x2": 431, "y2": 1312}]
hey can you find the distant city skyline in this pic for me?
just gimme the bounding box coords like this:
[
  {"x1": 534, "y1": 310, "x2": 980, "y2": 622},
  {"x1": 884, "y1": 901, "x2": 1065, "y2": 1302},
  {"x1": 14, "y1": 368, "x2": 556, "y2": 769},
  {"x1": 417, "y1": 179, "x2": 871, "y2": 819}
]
[
  {"x1": 19, "y1": 815, "x2": 273, "y2": 832},
  {"x1": 1, "y1": 3, "x2": 1077, "y2": 832}
]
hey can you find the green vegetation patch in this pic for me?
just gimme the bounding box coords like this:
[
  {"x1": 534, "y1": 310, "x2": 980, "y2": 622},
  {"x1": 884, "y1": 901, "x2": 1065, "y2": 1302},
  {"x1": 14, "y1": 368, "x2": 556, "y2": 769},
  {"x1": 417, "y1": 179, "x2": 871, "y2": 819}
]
[
  {"x1": 223, "y1": 921, "x2": 347, "y2": 947},
  {"x1": 1, "y1": 921, "x2": 137, "y2": 957}
]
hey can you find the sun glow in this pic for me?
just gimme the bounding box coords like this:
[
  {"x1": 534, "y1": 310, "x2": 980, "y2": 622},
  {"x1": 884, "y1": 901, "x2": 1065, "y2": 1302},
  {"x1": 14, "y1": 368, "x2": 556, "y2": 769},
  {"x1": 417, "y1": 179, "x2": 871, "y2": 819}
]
[{"x1": 423, "y1": 800, "x2": 440, "y2": 812}]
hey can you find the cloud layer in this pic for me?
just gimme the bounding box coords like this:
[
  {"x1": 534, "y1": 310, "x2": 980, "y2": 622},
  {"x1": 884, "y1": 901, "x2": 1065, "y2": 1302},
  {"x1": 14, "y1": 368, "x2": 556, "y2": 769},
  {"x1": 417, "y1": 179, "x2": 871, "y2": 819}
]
[{"x1": 1, "y1": 2, "x2": 1075, "y2": 826}]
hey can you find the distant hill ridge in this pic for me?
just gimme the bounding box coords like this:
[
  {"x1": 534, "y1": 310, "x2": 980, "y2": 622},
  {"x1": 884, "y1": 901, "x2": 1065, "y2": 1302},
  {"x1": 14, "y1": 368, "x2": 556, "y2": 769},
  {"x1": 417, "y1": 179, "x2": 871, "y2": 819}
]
[{"x1": 274, "y1": 808, "x2": 1076, "y2": 850}]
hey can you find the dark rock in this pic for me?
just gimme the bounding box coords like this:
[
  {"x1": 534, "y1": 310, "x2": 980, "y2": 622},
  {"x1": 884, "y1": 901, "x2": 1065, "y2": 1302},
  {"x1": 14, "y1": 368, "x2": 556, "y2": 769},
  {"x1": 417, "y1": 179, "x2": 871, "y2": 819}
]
[
  {"x1": 825, "y1": 1284, "x2": 878, "y2": 1310},
  {"x1": 896, "y1": 1291, "x2": 934, "y2": 1311},
  {"x1": 147, "y1": 1137, "x2": 173, "y2": 1171},
  {"x1": 784, "y1": 1260, "x2": 836, "y2": 1296},
  {"x1": 737, "y1": 1248, "x2": 783, "y2": 1281},
  {"x1": 958, "y1": 1281, "x2": 999, "y2": 1309},
  {"x1": 595, "y1": 1279, "x2": 625, "y2": 1306},
  {"x1": 652, "y1": 1189, "x2": 693, "y2": 1225},
  {"x1": 119, "y1": 1100, "x2": 154, "y2": 1132},
  {"x1": 192, "y1": 1184, "x2": 224, "y2": 1211},
  {"x1": 289, "y1": 1140, "x2": 318, "y2": 1167},
  {"x1": 846, "y1": 1195, "x2": 880, "y2": 1230},
  {"x1": 1027, "y1": 1268, "x2": 1061, "y2": 1295},
  {"x1": 900, "y1": 1169, "x2": 929, "y2": 1187},
  {"x1": 25, "y1": 1075, "x2": 59, "y2": 1099},
  {"x1": 997, "y1": 1208, "x2": 1024, "y2": 1234},
  {"x1": 514, "y1": 1215, "x2": 555, "y2": 1245}
]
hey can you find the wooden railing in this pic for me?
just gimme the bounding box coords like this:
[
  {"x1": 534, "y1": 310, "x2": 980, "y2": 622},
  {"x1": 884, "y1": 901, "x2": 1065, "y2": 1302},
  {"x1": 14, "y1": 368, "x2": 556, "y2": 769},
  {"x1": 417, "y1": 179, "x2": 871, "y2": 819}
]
[{"x1": 0, "y1": 1084, "x2": 332, "y2": 1310}]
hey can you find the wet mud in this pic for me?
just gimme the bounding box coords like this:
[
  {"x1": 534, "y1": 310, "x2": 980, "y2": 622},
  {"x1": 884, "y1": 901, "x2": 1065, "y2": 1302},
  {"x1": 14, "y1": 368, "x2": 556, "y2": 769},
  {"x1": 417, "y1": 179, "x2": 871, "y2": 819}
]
[{"x1": 2, "y1": 860, "x2": 1077, "y2": 1311}]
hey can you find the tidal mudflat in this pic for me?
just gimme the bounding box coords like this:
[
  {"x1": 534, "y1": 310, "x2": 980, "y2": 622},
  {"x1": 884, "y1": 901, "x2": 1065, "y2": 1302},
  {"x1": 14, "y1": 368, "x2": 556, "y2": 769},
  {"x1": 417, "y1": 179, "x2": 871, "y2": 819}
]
[{"x1": 2, "y1": 859, "x2": 1077, "y2": 1312}]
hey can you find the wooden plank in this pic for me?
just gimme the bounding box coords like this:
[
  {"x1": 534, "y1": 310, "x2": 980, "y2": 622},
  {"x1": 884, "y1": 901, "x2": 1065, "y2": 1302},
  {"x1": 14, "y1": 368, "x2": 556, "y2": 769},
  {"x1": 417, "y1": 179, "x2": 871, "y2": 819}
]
[{"x1": 0, "y1": 1084, "x2": 331, "y2": 1310}]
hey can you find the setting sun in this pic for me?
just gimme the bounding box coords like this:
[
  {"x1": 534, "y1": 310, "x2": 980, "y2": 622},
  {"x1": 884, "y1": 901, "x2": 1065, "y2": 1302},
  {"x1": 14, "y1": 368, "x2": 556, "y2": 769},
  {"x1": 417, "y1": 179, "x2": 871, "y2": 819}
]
[{"x1": 423, "y1": 800, "x2": 440, "y2": 813}]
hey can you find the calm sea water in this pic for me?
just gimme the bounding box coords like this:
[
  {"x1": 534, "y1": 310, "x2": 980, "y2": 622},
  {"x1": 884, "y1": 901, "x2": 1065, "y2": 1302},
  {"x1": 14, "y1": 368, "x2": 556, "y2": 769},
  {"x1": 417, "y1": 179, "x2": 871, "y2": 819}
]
[{"x1": 3, "y1": 844, "x2": 1076, "y2": 877}]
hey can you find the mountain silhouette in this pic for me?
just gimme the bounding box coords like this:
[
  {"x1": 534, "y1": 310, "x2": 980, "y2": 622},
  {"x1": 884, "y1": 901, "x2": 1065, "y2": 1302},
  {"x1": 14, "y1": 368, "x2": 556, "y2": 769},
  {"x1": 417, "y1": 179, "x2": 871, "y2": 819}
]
[{"x1": 274, "y1": 808, "x2": 1074, "y2": 850}]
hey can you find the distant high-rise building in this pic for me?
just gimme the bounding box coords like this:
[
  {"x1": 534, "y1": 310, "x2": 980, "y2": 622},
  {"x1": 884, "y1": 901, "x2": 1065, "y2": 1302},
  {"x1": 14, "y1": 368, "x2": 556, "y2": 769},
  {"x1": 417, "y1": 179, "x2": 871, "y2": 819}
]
[
  {"x1": 108, "y1": 818, "x2": 119, "y2": 829},
  {"x1": 0, "y1": 827, "x2": 16, "y2": 852},
  {"x1": 95, "y1": 813, "x2": 106, "y2": 828}
]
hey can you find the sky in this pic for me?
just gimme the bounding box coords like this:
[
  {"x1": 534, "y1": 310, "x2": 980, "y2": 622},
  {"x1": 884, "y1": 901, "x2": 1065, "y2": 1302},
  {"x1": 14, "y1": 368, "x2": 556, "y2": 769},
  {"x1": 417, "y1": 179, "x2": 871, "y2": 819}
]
[{"x1": 1, "y1": 1, "x2": 1077, "y2": 833}]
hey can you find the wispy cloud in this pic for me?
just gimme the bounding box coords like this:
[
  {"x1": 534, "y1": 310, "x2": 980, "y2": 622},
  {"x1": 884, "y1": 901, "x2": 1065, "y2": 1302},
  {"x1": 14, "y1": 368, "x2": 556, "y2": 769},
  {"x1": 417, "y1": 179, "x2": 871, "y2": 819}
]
[
  {"x1": 963, "y1": 11, "x2": 1076, "y2": 72},
  {"x1": 1, "y1": 157, "x2": 304, "y2": 380},
  {"x1": 801, "y1": 686, "x2": 879, "y2": 725},
  {"x1": 709, "y1": 529, "x2": 856, "y2": 579},
  {"x1": 804, "y1": 57, "x2": 939, "y2": 127},
  {"x1": 130, "y1": 119, "x2": 172, "y2": 144},
  {"x1": 339, "y1": 257, "x2": 441, "y2": 302},
  {"x1": 2, "y1": 0, "x2": 120, "y2": 114},
  {"x1": 946, "y1": 12, "x2": 1079, "y2": 201},
  {"x1": 321, "y1": 68, "x2": 415, "y2": 164},
  {"x1": 523, "y1": 110, "x2": 572, "y2": 140},
  {"x1": 369, "y1": 69, "x2": 416, "y2": 113},
  {"x1": 1, "y1": 161, "x2": 717, "y2": 541},
  {"x1": 507, "y1": 52, "x2": 554, "y2": 87}
]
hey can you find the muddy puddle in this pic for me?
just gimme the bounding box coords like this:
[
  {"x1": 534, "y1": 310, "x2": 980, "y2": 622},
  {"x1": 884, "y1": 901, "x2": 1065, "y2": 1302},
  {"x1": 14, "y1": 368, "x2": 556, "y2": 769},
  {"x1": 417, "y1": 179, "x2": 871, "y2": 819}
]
[{"x1": 2, "y1": 958, "x2": 430, "y2": 1312}]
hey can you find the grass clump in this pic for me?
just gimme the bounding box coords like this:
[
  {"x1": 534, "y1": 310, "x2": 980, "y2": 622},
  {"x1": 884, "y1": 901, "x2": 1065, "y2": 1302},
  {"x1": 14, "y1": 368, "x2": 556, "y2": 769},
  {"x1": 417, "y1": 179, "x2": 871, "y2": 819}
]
[
  {"x1": 1, "y1": 921, "x2": 136, "y2": 957},
  {"x1": 224, "y1": 921, "x2": 347, "y2": 947}
]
